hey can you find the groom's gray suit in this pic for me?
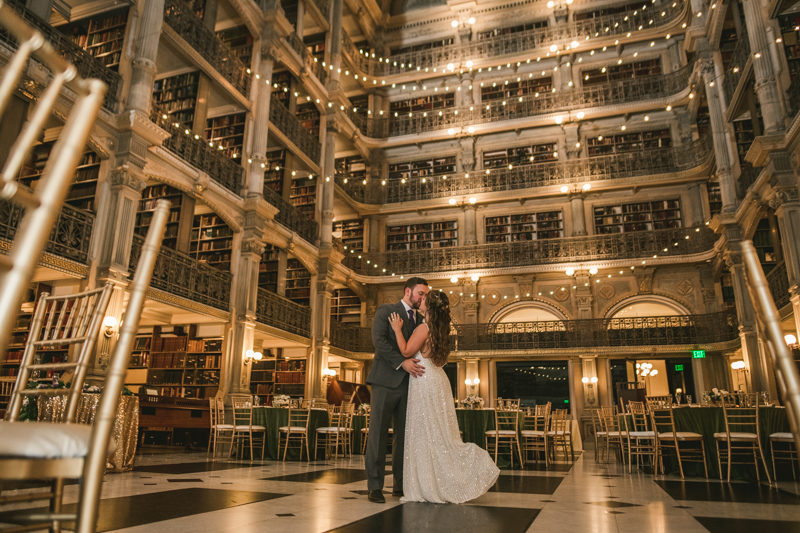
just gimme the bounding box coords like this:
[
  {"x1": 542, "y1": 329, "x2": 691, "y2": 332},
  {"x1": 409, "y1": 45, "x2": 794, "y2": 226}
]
[{"x1": 365, "y1": 300, "x2": 419, "y2": 492}]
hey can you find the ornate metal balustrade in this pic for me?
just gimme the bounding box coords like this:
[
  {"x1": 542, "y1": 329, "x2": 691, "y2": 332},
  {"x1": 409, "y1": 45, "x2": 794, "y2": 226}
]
[
  {"x1": 789, "y1": 74, "x2": 800, "y2": 117},
  {"x1": 343, "y1": 227, "x2": 718, "y2": 276},
  {"x1": 0, "y1": 200, "x2": 93, "y2": 264},
  {"x1": 270, "y1": 96, "x2": 322, "y2": 164},
  {"x1": 0, "y1": 0, "x2": 121, "y2": 111},
  {"x1": 256, "y1": 287, "x2": 311, "y2": 337},
  {"x1": 262, "y1": 183, "x2": 318, "y2": 244},
  {"x1": 129, "y1": 234, "x2": 232, "y2": 311},
  {"x1": 151, "y1": 106, "x2": 244, "y2": 195},
  {"x1": 337, "y1": 136, "x2": 712, "y2": 204},
  {"x1": 309, "y1": 0, "x2": 330, "y2": 20},
  {"x1": 736, "y1": 162, "x2": 759, "y2": 199},
  {"x1": 164, "y1": 0, "x2": 251, "y2": 97},
  {"x1": 722, "y1": 33, "x2": 750, "y2": 107},
  {"x1": 347, "y1": 64, "x2": 693, "y2": 139},
  {"x1": 285, "y1": 32, "x2": 328, "y2": 85},
  {"x1": 344, "y1": 1, "x2": 686, "y2": 77},
  {"x1": 330, "y1": 319, "x2": 374, "y2": 352},
  {"x1": 767, "y1": 261, "x2": 791, "y2": 309}
]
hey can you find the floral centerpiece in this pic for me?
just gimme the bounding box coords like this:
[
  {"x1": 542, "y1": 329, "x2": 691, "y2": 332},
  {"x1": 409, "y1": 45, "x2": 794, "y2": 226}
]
[
  {"x1": 708, "y1": 388, "x2": 728, "y2": 404},
  {"x1": 460, "y1": 394, "x2": 484, "y2": 410},
  {"x1": 357, "y1": 403, "x2": 370, "y2": 415},
  {"x1": 272, "y1": 394, "x2": 291, "y2": 407}
]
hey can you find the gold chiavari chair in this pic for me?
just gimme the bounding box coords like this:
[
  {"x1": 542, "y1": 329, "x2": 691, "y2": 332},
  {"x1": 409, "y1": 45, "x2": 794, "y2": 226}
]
[
  {"x1": 229, "y1": 397, "x2": 266, "y2": 460},
  {"x1": 486, "y1": 399, "x2": 524, "y2": 467},
  {"x1": 650, "y1": 406, "x2": 708, "y2": 479},
  {"x1": 646, "y1": 395, "x2": 673, "y2": 409},
  {"x1": 547, "y1": 409, "x2": 575, "y2": 463},
  {"x1": 600, "y1": 406, "x2": 626, "y2": 464},
  {"x1": 625, "y1": 401, "x2": 656, "y2": 473},
  {"x1": 0, "y1": 201, "x2": 167, "y2": 533},
  {"x1": 589, "y1": 408, "x2": 608, "y2": 463},
  {"x1": 521, "y1": 404, "x2": 550, "y2": 465},
  {"x1": 316, "y1": 401, "x2": 355, "y2": 460},
  {"x1": 279, "y1": 407, "x2": 312, "y2": 461},
  {"x1": 208, "y1": 397, "x2": 233, "y2": 458},
  {"x1": 770, "y1": 432, "x2": 798, "y2": 480},
  {"x1": 714, "y1": 396, "x2": 771, "y2": 483}
]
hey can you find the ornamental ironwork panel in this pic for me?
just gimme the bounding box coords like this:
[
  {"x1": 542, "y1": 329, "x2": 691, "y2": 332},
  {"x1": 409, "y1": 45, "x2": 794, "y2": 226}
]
[
  {"x1": 256, "y1": 287, "x2": 311, "y2": 337},
  {"x1": 337, "y1": 136, "x2": 712, "y2": 204},
  {"x1": 269, "y1": 96, "x2": 322, "y2": 164},
  {"x1": 0, "y1": 200, "x2": 93, "y2": 264},
  {"x1": 262, "y1": 185, "x2": 318, "y2": 244},
  {"x1": 129, "y1": 234, "x2": 232, "y2": 310},
  {"x1": 330, "y1": 320, "x2": 373, "y2": 352},
  {"x1": 0, "y1": 0, "x2": 121, "y2": 111},
  {"x1": 285, "y1": 32, "x2": 328, "y2": 85},
  {"x1": 767, "y1": 261, "x2": 791, "y2": 310},
  {"x1": 163, "y1": 0, "x2": 251, "y2": 97},
  {"x1": 722, "y1": 32, "x2": 750, "y2": 107},
  {"x1": 342, "y1": 227, "x2": 718, "y2": 276}
]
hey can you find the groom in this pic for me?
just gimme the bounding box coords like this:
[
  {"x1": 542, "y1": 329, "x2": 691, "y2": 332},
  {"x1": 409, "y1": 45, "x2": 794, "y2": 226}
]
[{"x1": 365, "y1": 277, "x2": 429, "y2": 503}]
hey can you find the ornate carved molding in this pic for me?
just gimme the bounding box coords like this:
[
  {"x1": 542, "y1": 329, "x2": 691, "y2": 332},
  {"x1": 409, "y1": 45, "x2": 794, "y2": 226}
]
[{"x1": 110, "y1": 165, "x2": 146, "y2": 192}]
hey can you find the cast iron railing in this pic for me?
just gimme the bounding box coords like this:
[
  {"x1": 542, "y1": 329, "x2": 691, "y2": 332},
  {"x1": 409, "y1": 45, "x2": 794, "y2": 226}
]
[
  {"x1": 337, "y1": 136, "x2": 712, "y2": 204},
  {"x1": 129, "y1": 234, "x2": 232, "y2": 311},
  {"x1": 262, "y1": 183, "x2": 318, "y2": 244},
  {"x1": 347, "y1": 64, "x2": 693, "y2": 138},
  {"x1": 164, "y1": 0, "x2": 251, "y2": 97},
  {"x1": 722, "y1": 33, "x2": 750, "y2": 107},
  {"x1": 270, "y1": 96, "x2": 322, "y2": 164},
  {"x1": 256, "y1": 287, "x2": 311, "y2": 337},
  {"x1": 285, "y1": 32, "x2": 328, "y2": 85},
  {"x1": 0, "y1": 200, "x2": 93, "y2": 264},
  {"x1": 767, "y1": 261, "x2": 791, "y2": 310},
  {"x1": 344, "y1": 1, "x2": 686, "y2": 77},
  {"x1": 330, "y1": 320, "x2": 373, "y2": 352},
  {"x1": 343, "y1": 227, "x2": 718, "y2": 276},
  {"x1": 0, "y1": 0, "x2": 121, "y2": 111}
]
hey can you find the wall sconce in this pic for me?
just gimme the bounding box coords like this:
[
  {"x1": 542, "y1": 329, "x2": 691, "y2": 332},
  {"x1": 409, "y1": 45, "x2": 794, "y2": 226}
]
[
  {"x1": 102, "y1": 316, "x2": 118, "y2": 338},
  {"x1": 465, "y1": 377, "x2": 480, "y2": 392},
  {"x1": 244, "y1": 350, "x2": 263, "y2": 365},
  {"x1": 581, "y1": 376, "x2": 598, "y2": 405},
  {"x1": 785, "y1": 334, "x2": 798, "y2": 346}
]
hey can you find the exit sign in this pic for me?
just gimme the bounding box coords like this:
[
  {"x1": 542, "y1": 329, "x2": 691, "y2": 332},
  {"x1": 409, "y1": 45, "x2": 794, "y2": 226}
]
[
  {"x1": 675, "y1": 364, "x2": 684, "y2": 372},
  {"x1": 692, "y1": 350, "x2": 706, "y2": 359}
]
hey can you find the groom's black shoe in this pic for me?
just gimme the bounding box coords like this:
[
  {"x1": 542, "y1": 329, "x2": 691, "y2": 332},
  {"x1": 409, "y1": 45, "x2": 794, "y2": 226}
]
[
  {"x1": 368, "y1": 490, "x2": 386, "y2": 503},
  {"x1": 391, "y1": 490, "x2": 404, "y2": 497}
]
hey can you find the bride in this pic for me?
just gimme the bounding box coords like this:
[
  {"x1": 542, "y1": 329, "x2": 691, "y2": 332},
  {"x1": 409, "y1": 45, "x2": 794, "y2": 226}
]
[{"x1": 389, "y1": 291, "x2": 500, "y2": 504}]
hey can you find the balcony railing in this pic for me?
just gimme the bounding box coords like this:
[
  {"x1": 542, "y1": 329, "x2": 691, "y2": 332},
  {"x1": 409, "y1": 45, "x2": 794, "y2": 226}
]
[
  {"x1": 722, "y1": 33, "x2": 750, "y2": 107},
  {"x1": 270, "y1": 96, "x2": 322, "y2": 164},
  {"x1": 129, "y1": 234, "x2": 232, "y2": 311},
  {"x1": 0, "y1": 0, "x2": 121, "y2": 111},
  {"x1": 348, "y1": 64, "x2": 693, "y2": 139},
  {"x1": 151, "y1": 106, "x2": 244, "y2": 195},
  {"x1": 344, "y1": 1, "x2": 686, "y2": 77},
  {"x1": 330, "y1": 320, "x2": 373, "y2": 352},
  {"x1": 343, "y1": 227, "x2": 718, "y2": 277},
  {"x1": 164, "y1": 0, "x2": 251, "y2": 97},
  {"x1": 309, "y1": 0, "x2": 330, "y2": 20},
  {"x1": 262, "y1": 183, "x2": 318, "y2": 244},
  {"x1": 767, "y1": 261, "x2": 791, "y2": 310},
  {"x1": 256, "y1": 287, "x2": 311, "y2": 337},
  {"x1": 337, "y1": 136, "x2": 712, "y2": 204},
  {"x1": 0, "y1": 200, "x2": 94, "y2": 264},
  {"x1": 285, "y1": 32, "x2": 328, "y2": 85}
]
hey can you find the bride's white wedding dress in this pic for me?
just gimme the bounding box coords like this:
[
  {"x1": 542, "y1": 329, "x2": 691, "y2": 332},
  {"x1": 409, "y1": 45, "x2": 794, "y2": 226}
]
[{"x1": 401, "y1": 353, "x2": 500, "y2": 504}]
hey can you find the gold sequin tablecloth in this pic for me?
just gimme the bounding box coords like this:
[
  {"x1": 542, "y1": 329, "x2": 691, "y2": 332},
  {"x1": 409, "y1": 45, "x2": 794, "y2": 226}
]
[{"x1": 37, "y1": 394, "x2": 139, "y2": 472}]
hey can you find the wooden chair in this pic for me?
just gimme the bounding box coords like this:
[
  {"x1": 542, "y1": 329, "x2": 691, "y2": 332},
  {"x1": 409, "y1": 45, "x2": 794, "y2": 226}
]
[
  {"x1": 589, "y1": 408, "x2": 608, "y2": 463},
  {"x1": 228, "y1": 397, "x2": 266, "y2": 460},
  {"x1": 600, "y1": 407, "x2": 626, "y2": 464},
  {"x1": 650, "y1": 406, "x2": 708, "y2": 479},
  {"x1": 547, "y1": 409, "x2": 574, "y2": 462},
  {"x1": 625, "y1": 401, "x2": 656, "y2": 473},
  {"x1": 770, "y1": 432, "x2": 798, "y2": 480},
  {"x1": 521, "y1": 404, "x2": 550, "y2": 465},
  {"x1": 486, "y1": 400, "x2": 524, "y2": 467},
  {"x1": 207, "y1": 397, "x2": 233, "y2": 458},
  {"x1": 0, "y1": 201, "x2": 168, "y2": 533},
  {"x1": 714, "y1": 398, "x2": 771, "y2": 483},
  {"x1": 646, "y1": 395, "x2": 673, "y2": 408},
  {"x1": 316, "y1": 401, "x2": 354, "y2": 460},
  {"x1": 279, "y1": 408, "x2": 312, "y2": 461}
]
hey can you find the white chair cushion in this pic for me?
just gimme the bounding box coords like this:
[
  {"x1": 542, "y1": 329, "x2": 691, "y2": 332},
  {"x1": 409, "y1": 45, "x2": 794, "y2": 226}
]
[
  {"x1": 214, "y1": 424, "x2": 233, "y2": 430},
  {"x1": 0, "y1": 421, "x2": 115, "y2": 459},
  {"x1": 713, "y1": 432, "x2": 757, "y2": 440},
  {"x1": 279, "y1": 426, "x2": 307, "y2": 432},
  {"x1": 547, "y1": 430, "x2": 569, "y2": 436},
  {"x1": 235, "y1": 425, "x2": 266, "y2": 431},
  {"x1": 317, "y1": 427, "x2": 348, "y2": 433},
  {"x1": 770, "y1": 432, "x2": 794, "y2": 441},
  {"x1": 606, "y1": 431, "x2": 627, "y2": 437},
  {"x1": 596, "y1": 431, "x2": 608, "y2": 436},
  {"x1": 629, "y1": 431, "x2": 655, "y2": 437},
  {"x1": 388, "y1": 428, "x2": 393, "y2": 433},
  {"x1": 520, "y1": 430, "x2": 545, "y2": 436},
  {"x1": 361, "y1": 428, "x2": 369, "y2": 433},
  {"x1": 658, "y1": 431, "x2": 702, "y2": 439},
  {"x1": 486, "y1": 430, "x2": 517, "y2": 435}
]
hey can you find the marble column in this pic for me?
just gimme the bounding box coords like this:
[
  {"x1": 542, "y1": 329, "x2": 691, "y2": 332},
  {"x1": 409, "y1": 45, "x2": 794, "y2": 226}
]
[
  {"x1": 570, "y1": 193, "x2": 587, "y2": 236},
  {"x1": 368, "y1": 217, "x2": 380, "y2": 252},
  {"x1": 741, "y1": 0, "x2": 785, "y2": 134},
  {"x1": 461, "y1": 75, "x2": 473, "y2": 106},
  {"x1": 702, "y1": 60, "x2": 737, "y2": 212},
  {"x1": 686, "y1": 183, "x2": 706, "y2": 226},
  {"x1": 771, "y1": 188, "x2": 800, "y2": 338},
  {"x1": 463, "y1": 205, "x2": 478, "y2": 245},
  {"x1": 320, "y1": 115, "x2": 338, "y2": 248},
  {"x1": 247, "y1": 49, "x2": 275, "y2": 198},
  {"x1": 295, "y1": 0, "x2": 305, "y2": 38},
  {"x1": 127, "y1": 0, "x2": 166, "y2": 114},
  {"x1": 327, "y1": 0, "x2": 343, "y2": 91}
]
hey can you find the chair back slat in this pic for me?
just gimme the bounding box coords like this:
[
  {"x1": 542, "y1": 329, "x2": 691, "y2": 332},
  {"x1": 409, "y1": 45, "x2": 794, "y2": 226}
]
[
  {"x1": 216, "y1": 397, "x2": 227, "y2": 424},
  {"x1": 646, "y1": 395, "x2": 672, "y2": 408},
  {"x1": 288, "y1": 408, "x2": 311, "y2": 428},
  {"x1": 233, "y1": 398, "x2": 253, "y2": 427},
  {"x1": 628, "y1": 401, "x2": 649, "y2": 432}
]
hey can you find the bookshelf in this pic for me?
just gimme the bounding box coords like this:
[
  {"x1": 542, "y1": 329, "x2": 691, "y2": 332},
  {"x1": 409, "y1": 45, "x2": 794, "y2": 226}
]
[
  {"x1": 296, "y1": 102, "x2": 321, "y2": 138},
  {"x1": 391, "y1": 37, "x2": 454, "y2": 55},
  {"x1": 153, "y1": 72, "x2": 200, "y2": 128},
  {"x1": 285, "y1": 258, "x2": 312, "y2": 306},
  {"x1": 335, "y1": 156, "x2": 367, "y2": 182},
  {"x1": 697, "y1": 104, "x2": 710, "y2": 137},
  {"x1": 136, "y1": 184, "x2": 186, "y2": 250},
  {"x1": 259, "y1": 244, "x2": 280, "y2": 293},
  {"x1": 265, "y1": 150, "x2": 286, "y2": 194},
  {"x1": 305, "y1": 33, "x2": 326, "y2": 61},
  {"x1": 719, "y1": 27, "x2": 740, "y2": 71},
  {"x1": 485, "y1": 211, "x2": 564, "y2": 243},
  {"x1": 19, "y1": 142, "x2": 100, "y2": 212},
  {"x1": 271, "y1": 71, "x2": 292, "y2": 106},
  {"x1": 273, "y1": 357, "x2": 306, "y2": 397},
  {"x1": 594, "y1": 199, "x2": 682, "y2": 234},
  {"x1": 573, "y1": 2, "x2": 640, "y2": 20},
  {"x1": 388, "y1": 156, "x2": 456, "y2": 182},
  {"x1": 215, "y1": 25, "x2": 254, "y2": 70},
  {"x1": 333, "y1": 219, "x2": 365, "y2": 252},
  {"x1": 190, "y1": 213, "x2": 233, "y2": 271},
  {"x1": 582, "y1": 59, "x2": 661, "y2": 86},
  {"x1": 476, "y1": 19, "x2": 547, "y2": 39},
  {"x1": 586, "y1": 129, "x2": 671, "y2": 157},
  {"x1": 205, "y1": 112, "x2": 246, "y2": 162},
  {"x1": 779, "y1": 13, "x2": 800, "y2": 79},
  {"x1": 707, "y1": 183, "x2": 722, "y2": 217},
  {"x1": 290, "y1": 175, "x2": 316, "y2": 219},
  {"x1": 753, "y1": 217, "x2": 778, "y2": 272},
  {"x1": 349, "y1": 94, "x2": 369, "y2": 117},
  {"x1": 331, "y1": 288, "x2": 361, "y2": 323},
  {"x1": 481, "y1": 77, "x2": 552, "y2": 101},
  {"x1": 61, "y1": 8, "x2": 128, "y2": 71},
  {"x1": 483, "y1": 143, "x2": 557, "y2": 169},
  {"x1": 386, "y1": 221, "x2": 458, "y2": 251},
  {"x1": 733, "y1": 118, "x2": 755, "y2": 163},
  {"x1": 250, "y1": 350, "x2": 277, "y2": 401},
  {"x1": 390, "y1": 93, "x2": 455, "y2": 116}
]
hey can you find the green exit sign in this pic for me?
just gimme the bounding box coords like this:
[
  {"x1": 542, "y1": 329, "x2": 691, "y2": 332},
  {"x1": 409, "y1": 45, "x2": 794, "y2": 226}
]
[
  {"x1": 692, "y1": 350, "x2": 706, "y2": 359},
  {"x1": 675, "y1": 364, "x2": 684, "y2": 372}
]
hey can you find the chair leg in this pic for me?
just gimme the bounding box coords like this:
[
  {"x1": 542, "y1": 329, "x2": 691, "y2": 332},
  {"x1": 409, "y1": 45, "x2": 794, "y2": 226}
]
[
  {"x1": 283, "y1": 433, "x2": 289, "y2": 461},
  {"x1": 757, "y1": 440, "x2": 772, "y2": 484},
  {"x1": 50, "y1": 478, "x2": 64, "y2": 533},
  {"x1": 701, "y1": 441, "x2": 708, "y2": 479},
  {"x1": 716, "y1": 441, "x2": 723, "y2": 480},
  {"x1": 727, "y1": 441, "x2": 732, "y2": 483}
]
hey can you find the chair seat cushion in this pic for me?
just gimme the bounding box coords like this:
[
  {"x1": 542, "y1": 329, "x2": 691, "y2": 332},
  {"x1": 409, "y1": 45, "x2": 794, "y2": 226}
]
[
  {"x1": 547, "y1": 431, "x2": 570, "y2": 436},
  {"x1": 486, "y1": 430, "x2": 517, "y2": 435},
  {"x1": 520, "y1": 430, "x2": 545, "y2": 436},
  {"x1": 214, "y1": 424, "x2": 233, "y2": 430},
  {"x1": 770, "y1": 432, "x2": 795, "y2": 441},
  {"x1": 713, "y1": 432, "x2": 758, "y2": 441},
  {"x1": 279, "y1": 426, "x2": 307, "y2": 432},
  {"x1": 596, "y1": 431, "x2": 608, "y2": 436},
  {"x1": 659, "y1": 431, "x2": 702, "y2": 439},
  {"x1": 606, "y1": 431, "x2": 627, "y2": 437},
  {"x1": 235, "y1": 425, "x2": 266, "y2": 431},
  {"x1": 317, "y1": 427, "x2": 350, "y2": 433},
  {"x1": 0, "y1": 421, "x2": 115, "y2": 459},
  {"x1": 629, "y1": 431, "x2": 655, "y2": 437},
  {"x1": 361, "y1": 428, "x2": 369, "y2": 433}
]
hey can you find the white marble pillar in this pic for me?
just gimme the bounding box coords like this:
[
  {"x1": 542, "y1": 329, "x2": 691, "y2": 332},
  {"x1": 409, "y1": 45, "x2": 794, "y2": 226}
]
[
  {"x1": 248, "y1": 50, "x2": 274, "y2": 198},
  {"x1": 703, "y1": 61, "x2": 737, "y2": 212},
  {"x1": 463, "y1": 205, "x2": 478, "y2": 245},
  {"x1": 741, "y1": 0, "x2": 785, "y2": 134},
  {"x1": 127, "y1": 0, "x2": 166, "y2": 114},
  {"x1": 570, "y1": 193, "x2": 587, "y2": 236}
]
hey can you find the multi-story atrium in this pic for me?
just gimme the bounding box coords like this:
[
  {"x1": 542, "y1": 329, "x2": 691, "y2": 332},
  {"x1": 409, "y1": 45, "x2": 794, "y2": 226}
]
[{"x1": 2, "y1": 0, "x2": 800, "y2": 530}]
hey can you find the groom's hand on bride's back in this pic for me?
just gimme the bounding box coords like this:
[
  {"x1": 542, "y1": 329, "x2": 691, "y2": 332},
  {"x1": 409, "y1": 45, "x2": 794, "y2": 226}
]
[{"x1": 401, "y1": 358, "x2": 425, "y2": 377}]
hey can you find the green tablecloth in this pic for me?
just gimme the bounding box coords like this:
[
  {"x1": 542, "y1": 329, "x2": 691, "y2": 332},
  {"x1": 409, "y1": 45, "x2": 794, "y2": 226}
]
[
  {"x1": 618, "y1": 406, "x2": 789, "y2": 480},
  {"x1": 252, "y1": 407, "x2": 329, "y2": 460}
]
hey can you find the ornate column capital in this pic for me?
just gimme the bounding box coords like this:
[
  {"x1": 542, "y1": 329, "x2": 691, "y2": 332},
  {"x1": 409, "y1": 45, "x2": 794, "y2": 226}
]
[{"x1": 110, "y1": 165, "x2": 146, "y2": 192}]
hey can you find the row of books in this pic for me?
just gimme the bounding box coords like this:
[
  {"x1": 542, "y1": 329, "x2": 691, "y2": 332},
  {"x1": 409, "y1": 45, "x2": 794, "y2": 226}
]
[
  {"x1": 191, "y1": 240, "x2": 232, "y2": 252},
  {"x1": 153, "y1": 336, "x2": 188, "y2": 351},
  {"x1": 275, "y1": 371, "x2": 305, "y2": 383}
]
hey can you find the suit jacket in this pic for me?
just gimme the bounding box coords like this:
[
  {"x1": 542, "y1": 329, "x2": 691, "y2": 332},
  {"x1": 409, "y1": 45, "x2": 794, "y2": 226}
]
[{"x1": 366, "y1": 301, "x2": 419, "y2": 389}]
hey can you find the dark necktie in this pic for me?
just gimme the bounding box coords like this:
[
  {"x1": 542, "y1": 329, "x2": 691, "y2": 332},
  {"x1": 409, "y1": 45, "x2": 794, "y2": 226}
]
[{"x1": 407, "y1": 309, "x2": 415, "y2": 327}]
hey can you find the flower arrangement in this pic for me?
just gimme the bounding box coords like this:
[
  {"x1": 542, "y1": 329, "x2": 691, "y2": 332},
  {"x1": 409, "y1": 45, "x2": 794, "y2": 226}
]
[
  {"x1": 272, "y1": 394, "x2": 292, "y2": 407},
  {"x1": 460, "y1": 394, "x2": 484, "y2": 409},
  {"x1": 709, "y1": 387, "x2": 728, "y2": 400},
  {"x1": 357, "y1": 403, "x2": 370, "y2": 415}
]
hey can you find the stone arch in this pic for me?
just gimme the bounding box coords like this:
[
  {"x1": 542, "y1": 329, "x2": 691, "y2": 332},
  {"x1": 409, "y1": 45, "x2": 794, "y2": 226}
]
[
  {"x1": 602, "y1": 293, "x2": 693, "y2": 319},
  {"x1": 488, "y1": 299, "x2": 571, "y2": 323}
]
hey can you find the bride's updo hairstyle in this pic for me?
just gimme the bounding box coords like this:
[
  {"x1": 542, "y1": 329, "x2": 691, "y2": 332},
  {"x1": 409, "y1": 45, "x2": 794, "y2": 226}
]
[{"x1": 425, "y1": 291, "x2": 451, "y2": 367}]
